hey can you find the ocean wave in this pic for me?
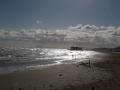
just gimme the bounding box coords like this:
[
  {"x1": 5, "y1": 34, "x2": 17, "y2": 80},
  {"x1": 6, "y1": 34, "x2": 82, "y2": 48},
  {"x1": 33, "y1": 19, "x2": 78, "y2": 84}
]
[{"x1": 0, "y1": 48, "x2": 100, "y2": 74}]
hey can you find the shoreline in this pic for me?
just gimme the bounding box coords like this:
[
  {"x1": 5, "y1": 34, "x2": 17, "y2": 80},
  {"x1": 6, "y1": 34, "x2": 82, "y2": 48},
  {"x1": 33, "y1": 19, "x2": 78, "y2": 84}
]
[
  {"x1": 0, "y1": 52, "x2": 120, "y2": 90},
  {"x1": 0, "y1": 61, "x2": 112, "y2": 90}
]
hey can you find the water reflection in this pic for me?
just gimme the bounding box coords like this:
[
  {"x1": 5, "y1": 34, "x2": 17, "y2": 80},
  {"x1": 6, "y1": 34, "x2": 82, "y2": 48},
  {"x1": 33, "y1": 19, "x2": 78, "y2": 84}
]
[
  {"x1": 26, "y1": 48, "x2": 103, "y2": 69},
  {"x1": 0, "y1": 48, "x2": 103, "y2": 73},
  {"x1": 34, "y1": 49, "x2": 101, "y2": 63}
]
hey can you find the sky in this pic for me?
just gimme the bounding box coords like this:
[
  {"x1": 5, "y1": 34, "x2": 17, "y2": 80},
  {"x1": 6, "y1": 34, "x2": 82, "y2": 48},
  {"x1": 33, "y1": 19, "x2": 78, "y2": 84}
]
[
  {"x1": 0, "y1": 0, "x2": 120, "y2": 29},
  {"x1": 1, "y1": 0, "x2": 120, "y2": 48}
]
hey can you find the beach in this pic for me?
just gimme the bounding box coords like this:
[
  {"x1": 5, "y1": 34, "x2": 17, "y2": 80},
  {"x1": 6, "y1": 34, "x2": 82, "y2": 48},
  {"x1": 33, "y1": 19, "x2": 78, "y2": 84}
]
[
  {"x1": 0, "y1": 49, "x2": 120, "y2": 90},
  {"x1": 0, "y1": 63, "x2": 111, "y2": 90}
]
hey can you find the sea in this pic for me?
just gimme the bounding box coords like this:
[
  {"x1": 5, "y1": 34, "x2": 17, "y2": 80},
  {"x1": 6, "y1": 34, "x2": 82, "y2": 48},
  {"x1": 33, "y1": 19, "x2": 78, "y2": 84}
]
[{"x1": 0, "y1": 48, "x2": 104, "y2": 74}]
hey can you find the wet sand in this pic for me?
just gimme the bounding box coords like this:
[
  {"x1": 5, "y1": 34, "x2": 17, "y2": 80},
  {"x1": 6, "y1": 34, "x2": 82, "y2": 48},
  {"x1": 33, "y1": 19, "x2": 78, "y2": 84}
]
[{"x1": 0, "y1": 52, "x2": 120, "y2": 90}]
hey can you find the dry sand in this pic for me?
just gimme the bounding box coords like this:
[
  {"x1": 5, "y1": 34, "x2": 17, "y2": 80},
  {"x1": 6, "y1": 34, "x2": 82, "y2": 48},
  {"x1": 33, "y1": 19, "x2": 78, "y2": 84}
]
[{"x1": 0, "y1": 52, "x2": 120, "y2": 90}]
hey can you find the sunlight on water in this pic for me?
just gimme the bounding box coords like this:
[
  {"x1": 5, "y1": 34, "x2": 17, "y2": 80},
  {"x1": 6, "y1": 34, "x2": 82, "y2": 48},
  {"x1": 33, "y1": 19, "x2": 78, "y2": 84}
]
[
  {"x1": 0, "y1": 48, "x2": 102, "y2": 73},
  {"x1": 28, "y1": 48, "x2": 101, "y2": 69}
]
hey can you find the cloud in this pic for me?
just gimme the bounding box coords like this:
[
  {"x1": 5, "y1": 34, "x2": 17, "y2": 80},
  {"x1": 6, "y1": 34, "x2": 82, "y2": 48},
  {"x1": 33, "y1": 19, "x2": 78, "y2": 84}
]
[
  {"x1": 68, "y1": 24, "x2": 115, "y2": 31},
  {"x1": 0, "y1": 24, "x2": 120, "y2": 48},
  {"x1": 68, "y1": 24, "x2": 83, "y2": 30},
  {"x1": 67, "y1": 24, "x2": 120, "y2": 48}
]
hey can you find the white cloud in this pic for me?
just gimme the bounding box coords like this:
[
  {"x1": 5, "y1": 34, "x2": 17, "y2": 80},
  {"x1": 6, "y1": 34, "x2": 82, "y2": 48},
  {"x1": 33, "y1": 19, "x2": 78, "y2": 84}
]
[
  {"x1": 0, "y1": 24, "x2": 120, "y2": 48},
  {"x1": 66, "y1": 24, "x2": 120, "y2": 48}
]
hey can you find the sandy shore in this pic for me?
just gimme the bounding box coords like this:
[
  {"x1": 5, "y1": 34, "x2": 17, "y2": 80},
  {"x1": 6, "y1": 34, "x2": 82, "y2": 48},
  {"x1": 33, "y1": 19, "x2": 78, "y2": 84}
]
[{"x1": 0, "y1": 52, "x2": 120, "y2": 90}]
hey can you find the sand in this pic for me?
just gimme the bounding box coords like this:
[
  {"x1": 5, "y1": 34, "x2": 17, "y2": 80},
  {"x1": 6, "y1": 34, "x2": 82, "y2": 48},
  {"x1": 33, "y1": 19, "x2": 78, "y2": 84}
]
[{"x1": 0, "y1": 52, "x2": 120, "y2": 90}]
